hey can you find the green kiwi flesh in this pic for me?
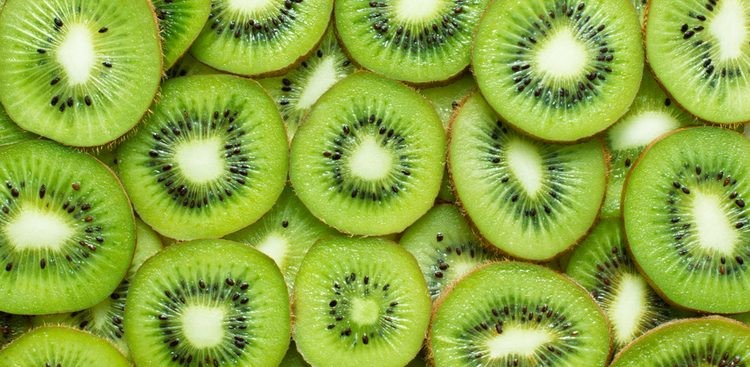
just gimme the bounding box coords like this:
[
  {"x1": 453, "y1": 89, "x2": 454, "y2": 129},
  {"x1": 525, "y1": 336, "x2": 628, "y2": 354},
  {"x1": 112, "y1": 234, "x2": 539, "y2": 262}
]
[
  {"x1": 623, "y1": 127, "x2": 750, "y2": 313},
  {"x1": 167, "y1": 53, "x2": 221, "y2": 78},
  {"x1": 293, "y1": 237, "x2": 431, "y2": 367},
  {"x1": 279, "y1": 340, "x2": 310, "y2": 367},
  {"x1": 118, "y1": 74, "x2": 288, "y2": 240},
  {"x1": 428, "y1": 261, "x2": 611, "y2": 366},
  {"x1": 0, "y1": 140, "x2": 135, "y2": 315},
  {"x1": 152, "y1": 0, "x2": 212, "y2": 69},
  {"x1": 0, "y1": 0, "x2": 162, "y2": 146},
  {"x1": 472, "y1": 0, "x2": 644, "y2": 141},
  {"x1": 448, "y1": 92, "x2": 606, "y2": 261},
  {"x1": 290, "y1": 72, "x2": 446, "y2": 236},
  {"x1": 0, "y1": 107, "x2": 34, "y2": 147},
  {"x1": 125, "y1": 239, "x2": 290, "y2": 367}
]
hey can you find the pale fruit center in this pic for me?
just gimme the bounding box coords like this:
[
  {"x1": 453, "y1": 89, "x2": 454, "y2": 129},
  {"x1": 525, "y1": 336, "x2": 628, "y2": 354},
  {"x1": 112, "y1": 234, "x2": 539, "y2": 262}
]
[
  {"x1": 486, "y1": 327, "x2": 553, "y2": 359},
  {"x1": 227, "y1": 0, "x2": 272, "y2": 13},
  {"x1": 393, "y1": 0, "x2": 444, "y2": 22},
  {"x1": 709, "y1": 0, "x2": 747, "y2": 61},
  {"x1": 298, "y1": 58, "x2": 339, "y2": 110},
  {"x1": 691, "y1": 191, "x2": 738, "y2": 255},
  {"x1": 609, "y1": 273, "x2": 648, "y2": 345},
  {"x1": 350, "y1": 298, "x2": 379, "y2": 326},
  {"x1": 256, "y1": 233, "x2": 288, "y2": 268},
  {"x1": 449, "y1": 261, "x2": 477, "y2": 281},
  {"x1": 535, "y1": 28, "x2": 588, "y2": 78},
  {"x1": 507, "y1": 139, "x2": 544, "y2": 196},
  {"x1": 175, "y1": 138, "x2": 224, "y2": 184},
  {"x1": 609, "y1": 111, "x2": 680, "y2": 150},
  {"x1": 5, "y1": 208, "x2": 74, "y2": 251},
  {"x1": 349, "y1": 136, "x2": 393, "y2": 181},
  {"x1": 57, "y1": 24, "x2": 96, "y2": 85},
  {"x1": 181, "y1": 306, "x2": 226, "y2": 348}
]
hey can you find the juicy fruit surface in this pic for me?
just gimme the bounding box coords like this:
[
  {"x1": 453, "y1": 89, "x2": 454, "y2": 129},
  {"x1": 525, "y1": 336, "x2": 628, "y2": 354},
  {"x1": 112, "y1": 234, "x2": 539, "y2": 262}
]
[
  {"x1": 153, "y1": 0, "x2": 212, "y2": 69},
  {"x1": 429, "y1": 261, "x2": 611, "y2": 367},
  {"x1": 623, "y1": 127, "x2": 750, "y2": 313},
  {"x1": 0, "y1": 0, "x2": 162, "y2": 146}
]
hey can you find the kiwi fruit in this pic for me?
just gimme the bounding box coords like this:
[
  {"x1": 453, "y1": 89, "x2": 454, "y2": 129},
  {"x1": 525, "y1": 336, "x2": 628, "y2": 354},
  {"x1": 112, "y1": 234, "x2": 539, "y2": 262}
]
[
  {"x1": 610, "y1": 316, "x2": 750, "y2": 366},
  {"x1": 0, "y1": 140, "x2": 135, "y2": 315},
  {"x1": 0, "y1": 0, "x2": 162, "y2": 147},
  {"x1": 152, "y1": 0, "x2": 212, "y2": 69},
  {"x1": 293, "y1": 236, "x2": 431, "y2": 367},
  {"x1": 472, "y1": 0, "x2": 643, "y2": 142},
  {"x1": 290, "y1": 72, "x2": 446, "y2": 236},
  {"x1": 167, "y1": 53, "x2": 221, "y2": 78},
  {"x1": 448, "y1": 92, "x2": 606, "y2": 261},
  {"x1": 0, "y1": 312, "x2": 31, "y2": 347},
  {"x1": 623, "y1": 126, "x2": 750, "y2": 313},
  {"x1": 117, "y1": 74, "x2": 288, "y2": 240},
  {"x1": 645, "y1": 0, "x2": 750, "y2": 124},
  {"x1": 189, "y1": 0, "x2": 333, "y2": 76},
  {"x1": 428, "y1": 261, "x2": 611, "y2": 366},
  {"x1": 400, "y1": 204, "x2": 499, "y2": 300},
  {"x1": 0, "y1": 107, "x2": 34, "y2": 147},
  {"x1": 279, "y1": 340, "x2": 310, "y2": 367},
  {"x1": 125, "y1": 239, "x2": 290, "y2": 367}
]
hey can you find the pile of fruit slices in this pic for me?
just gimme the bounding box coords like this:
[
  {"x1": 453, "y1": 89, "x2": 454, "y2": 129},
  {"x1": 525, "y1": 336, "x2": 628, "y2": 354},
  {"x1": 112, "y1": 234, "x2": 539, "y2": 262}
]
[{"x1": 0, "y1": 0, "x2": 749, "y2": 366}]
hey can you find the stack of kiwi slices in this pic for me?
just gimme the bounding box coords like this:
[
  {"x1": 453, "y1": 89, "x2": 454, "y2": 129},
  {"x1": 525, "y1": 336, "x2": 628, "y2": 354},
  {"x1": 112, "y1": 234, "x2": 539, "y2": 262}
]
[{"x1": 4, "y1": 0, "x2": 750, "y2": 365}]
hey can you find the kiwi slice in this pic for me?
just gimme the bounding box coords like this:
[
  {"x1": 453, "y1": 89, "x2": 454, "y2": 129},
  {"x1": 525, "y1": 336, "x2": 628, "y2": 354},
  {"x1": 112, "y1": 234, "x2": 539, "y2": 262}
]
[
  {"x1": 279, "y1": 341, "x2": 310, "y2": 367},
  {"x1": 258, "y1": 26, "x2": 355, "y2": 140},
  {"x1": 601, "y1": 69, "x2": 699, "y2": 218},
  {"x1": 623, "y1": 127, "x2": 750, "y2": 313},
  {"x1": 0, "y1": 140, "x2": 135, "y2": 315},
  {"x1": 224, "y1": 186, "x2": 336, "y2": 290},
  {"x1": 610, "y1": 316, "x2": 750, "y2": 366},
  {"x1": 290, "y1": 72, "x2": 446, "y2": 236},
  {"x1": 293, "y1": 237, "x2": 431, "y2": 367},
  {"x1": 448, "y1": 92, "x2": 606, "y2": 261},
  {"x1": 0, "y1": 107, "x2": 34, "y2": 147},
  {"x1": 428, "y1": 261, "x2": 611, "y2": 366},
  {"x1": 0, "y1": 312, "x2": 31, "y2": 347},
  {"x1": 125, "y1": 239, "x2": 290, "y2": 367},
  {"x1": 167, "y1": 53, "x2": 221, "y2": 78},
  {"x1": 645, "y1": 0, "x2": 750, "y2": 124},
  {"x1": 472, "y1": 0, "x2": 643, "y2": 141},
  {"x1": 335, "y1": 0, "x2": 490, "y2": 84},
  {"x1": 118, "y1": 74, "x2": 288, "y2": 240},
  {"x1": 400, "y1": 204, "x2": 499, "y2": 300},
  {"x1": 153, "y1": 0, "x2": 212, "y2": 69},
  {"x1": 565, "y1": 218, "x2": 673, "y2": 350},
  {"x1": 0, "y1": 0, "x2": 162, "y2": 147},
  {"x1": 0, "y1": 326, "x2": 130, "y2": 366},
  {"x1": 190, "y1": 0, "x2": 332, "y2": 76}
]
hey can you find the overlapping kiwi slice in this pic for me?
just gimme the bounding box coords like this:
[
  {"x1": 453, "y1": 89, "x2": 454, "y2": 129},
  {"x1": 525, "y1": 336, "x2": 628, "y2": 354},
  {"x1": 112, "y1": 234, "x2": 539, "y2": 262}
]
[
  {"x1": 473, "y1": 0, "x2": 643, "y2": 141},
  {"x1": 0, "y1": 0, "x2": 162, "y2": 146},
  {"x1": 610, "y1": 316, "x2": 750, "y2": 367},
  {"x1": 167, "y1": 54, "x2": 220, "y2": 79},
  {"x1": 429, "y1": 261, "x2": 611, "y2": 366},
  {"x1": 448, "y1": 92, "x2": 606, "y2": 261},
  {"x1": 290, "y1": 72, "x2": 446, "y2": 236},
  {"x1": 125, "y1": 239, "x2": 290, "y2": 367},
  {"x1": 623, "y1": 127, "x2": 750, "y2": 313},
  {"x1": 334, "y1": 0, "x2": 490, "y2": 84},
  {"x1": 293, "y1": 237, "x2": 431, "y2": 367},
  {"x1": 153, "y1": 0, "x2": 212, "y2": 69},
  {"x1": 118, "y1": 74, "x2": 288, "y2": 240},
  {"x1": 0, "y1": 107, "x2": 34, "y2": 148},
  {"x1": 646, "y1": 0, "x2": 750, "y2": 123},
  {"x1": 0, "y1": 140, "x2": 135, "y2": 315},
  {"x1": 0, "y1": 312, "x2": 30, "y2": 347},
  {"x1": 190, "y1": 0, "x2": 333, "y2": 76}
]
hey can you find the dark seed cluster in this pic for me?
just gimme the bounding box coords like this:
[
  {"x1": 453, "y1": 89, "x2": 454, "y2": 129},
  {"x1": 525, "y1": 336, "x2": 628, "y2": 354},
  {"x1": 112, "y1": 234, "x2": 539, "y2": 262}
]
[
  {"x1": 207, "y1": 0, "x2": 304, "y2": 42},
  {"x1": 427, "y1": 240, "x2": 492, "y2": 299}
]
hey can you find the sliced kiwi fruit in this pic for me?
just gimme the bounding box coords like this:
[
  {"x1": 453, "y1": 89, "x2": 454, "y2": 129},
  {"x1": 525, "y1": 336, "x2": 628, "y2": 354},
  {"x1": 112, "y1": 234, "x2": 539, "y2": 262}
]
[
  {"x1": 610, "y1": 316, "x2": 750, "y2": 366},
  {"x1": 190, "y1": 0, "x2": 332, "y2": 76},
  {"x1": 601, "y1": 69, "x2": 699, "y2": 218},
  {"x1": 565, "y1": 218, "x2": 673, "y2": 350},
  {"x1": 623, "y1": 126, "x2": 750, "y2": 313},
  {"x1": 224, "y1": 185, "x2": 336, "y2": 290},
  {"x1": 335, "y1": 0, "x2": 490, "y2": 84},
  {"x1": 118, "y1": 74, "x2": 288, "y2": 240},
  {"x1": 279, "y1": 340, "x2": 310, "y2": 367},
  {"x1": 0, "y1": 107, "x2": 34, "y2": 147},
  {"x1": 125, "y1": 239, "x2": 290, "y2": 367},
  {"x1": 293, "y1": 236, "x2": 431, "y2": 367},
  {"x1": 0, "y1": 140, "x2": 135, "y2": 315},
  {"x1": 472, "y1": 0, "x2": 643, "y2": 141},
  {"x1": 167, "y1": 53, "x2": 221, "y2": 78},
  {"x1": 428, "y1": 261, "x2": 611, "y2": 366},
  {"x1": 258, "y1": 26, "x2": 354, "y2": 140},
  {"x1": 0, "y1": 0, "x2": 162, "y2": 147},
  {"x1": 290, "y1": 72, "x2": 446, "y2": 236},
  {"x1": 448, "y1": 92, "x2": 606, "y2": 261},
  {"x1": 645, "y1": 0, "x2": 750, "y2": 124},
  {"x1": 153, "y1": 0, "x2": 212, "y2": 69},
  {"x1": 0, "y1": 312, "x2": 31, "y2": 347},
  {"x1": 0, "y1": 326, "x2": 130, "y2": 366},
  {"x1": 400, "y1": 204, "x2": 499, "y2": 300}
]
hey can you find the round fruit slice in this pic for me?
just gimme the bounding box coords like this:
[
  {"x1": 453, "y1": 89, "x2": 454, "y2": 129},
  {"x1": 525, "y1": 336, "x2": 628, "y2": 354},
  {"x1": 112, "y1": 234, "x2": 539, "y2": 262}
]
[
  {"x1": 0, "y1": 0, "x2": 162, "y2": 147},
  {"x1": 448, "y1": 92, "x2": 606, "y2": 261},
  {"x1": 293, "y1": 237, "x2": 431, "y2": 367},
  {"x1": 0, "y1": 140, "x2": 135, "y2": 315},
  {"x1": 624, "y1": 127, "x2": 750, "y2": 313},
  {"x1": 472, "y1": 0, "x2": 643, "y2": 141},
  {"x1": 0, "y1": 107, "x2": 33, "y2": 148},
  {"x1": 429, "y1": 261, "x2": 611, "y2": 367},
  {"x1": 153, "y1": 0, "x2": 211, "y2": 69},
  {"x1": 125, "y1": 239, "x2": 290, "y2": 367},
  {"x1": 0, "y1": 326, "x2": 130, "y2": 366},
  {"x1": 290, "y1": 72, "x2": 446, "y2": 236},
  {"x1": 118, "y1": 74, "x2": 288, "y2": 240},
  {"x1": 610, "y1": 316, "x2": 750, "y2": 367}
]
